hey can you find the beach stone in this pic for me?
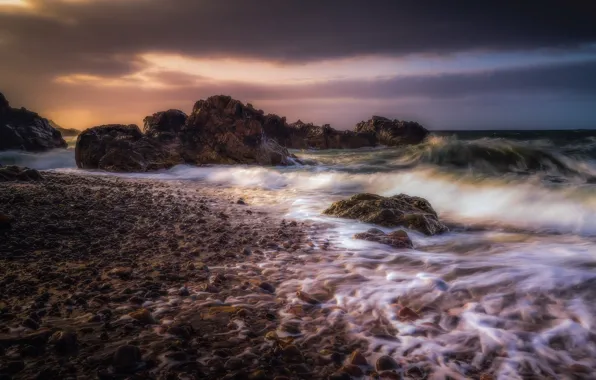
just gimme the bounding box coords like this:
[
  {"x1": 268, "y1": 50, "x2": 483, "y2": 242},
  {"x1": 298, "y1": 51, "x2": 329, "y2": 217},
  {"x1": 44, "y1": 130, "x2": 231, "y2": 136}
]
[
  {"x1": 379, "y1": 371, "x2": 401, "y2": 379},
  {"x1": 354, "y1": 228, "x2": 413, "y2": 248},
  {"x1": 0, "y1": 165, "x2": 43, "y2": 182},
  {"x1": 0, "y1": 213, "x2": 13, "y2": 229},
  {"x1": 128, "y1": 308, "x2": 156, "y2": 324},
  {"x1": 281, "y1": 345, "x2": 303, "y2": 361},
  {"x1": 22, "y1": 318, "x2": 39, "y2": 330},
  {"x1": 376, "y1": 355, "x2": 400, "y2": 371},
  {"x1": 48, "y1": 330, "x2": 78, "y2": 354},
  {"x1": 324, "y1": 193, "x2": 448, "y2": 235},
  {"x1": 108, "y1": 267, "x2": 133, "y2": 279},
  {"x1": 349, "y1": 350, "x2": 368, "y2": 366},
  {"x1": 340, "y1": 364, "x2": 364, "y2": 376},
  {"x1": 397, "y1": 306, "x2": 420, "y2": 321},
  {"x1": 328, "y1": 372, "x2": 351, "y2": 380},
  {"x1": 224, "y1": 357, "x2": 244, "y2": 370},
  {"x1": 259, "y1": 282, "x2": 275, "y2": 293},
  {"x1": 113, "y1": 345, "x2": 141, "y2": 372}
]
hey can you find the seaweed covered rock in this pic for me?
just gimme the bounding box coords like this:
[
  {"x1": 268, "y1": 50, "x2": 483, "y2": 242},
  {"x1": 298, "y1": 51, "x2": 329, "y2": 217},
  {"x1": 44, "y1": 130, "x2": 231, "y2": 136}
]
[
  {"x1": 324, "y1": 193, "x2": 447, "y2": 235},
  {"x1": 353, "y1": 228, "x2": 413, "y2": 248},
  {"x1": 0, "y1": 92, "x2": 67, "y2": 151},
  {"x1": 0, "y1": 165, "x2": 43, "y2": 181},
  {"x1": 75, "y1": 124, "x2": 183, "y2": 172},
  {"x1": 180, "y1": 95, "x2": 297, "y2": 165},
  {"x1": 355, "y1": 116, "x2": 429, "y2": 146}
]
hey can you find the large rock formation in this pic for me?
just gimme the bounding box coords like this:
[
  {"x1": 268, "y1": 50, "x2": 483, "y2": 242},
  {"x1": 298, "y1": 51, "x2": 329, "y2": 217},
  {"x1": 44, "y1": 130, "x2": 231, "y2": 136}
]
[
  {"x1": 75, "y1": 95, "x2": 430, "y2": 172},
  {"x1": 180, "y1": 96, "x2": 296, "y2": 165},
  {"x1": 264, "y1": 120, "x2": 377, "y2": 150},
  {"x1": 0, "y1": 92, "x2": 67, "y2": 151},
  {"x1": 75, "y1": 124, "x2": 183, "y2": 172},
  {"x1": 143, "y1": 109, "x2": 187, "y2": 142},
  {"x1": 323, "y1": 193, "x2": 448, "y2": 235},
  {"x1": 355, "y1": 116, "x2": 429, "y2": 146}
]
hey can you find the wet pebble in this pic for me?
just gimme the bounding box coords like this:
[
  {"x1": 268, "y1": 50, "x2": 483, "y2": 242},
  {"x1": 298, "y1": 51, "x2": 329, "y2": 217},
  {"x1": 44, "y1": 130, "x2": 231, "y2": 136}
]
[
  {"x1": 376, "y1": 355, "x2": 400, "y2": 371},
  {"x1": 350, "y1": 350, "x2": 368, "y2": 366},
  {"x1": 112, "y1": 345, "x2": 141, "y2": 372},
  {"x1": 128, "y1": 308, "x2": 156, "y2": 325},
  {"x1": 224, "y1": 357, "x2": 243, "y2": 371},
  {"x1": 258, "y1": 282, "x2": 275, "y2": 293},
  {"x1": 48, "y1": 330, "x2": 78, "y2": 354}
]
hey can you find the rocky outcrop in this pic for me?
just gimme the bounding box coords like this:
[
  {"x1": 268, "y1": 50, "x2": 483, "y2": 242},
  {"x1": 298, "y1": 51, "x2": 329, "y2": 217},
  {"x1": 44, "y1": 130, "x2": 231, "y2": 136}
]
[
  {"x1": 324, "y1": 193, "x2": 448, "y2": 235},
  {"x1": 74, "y1": 95, "x2": 430, "y2": 172},
  {"x1": 75, "y1": 124, "x2": 183, "y2": 172},
  {"x1": 355, "y1": 116, "x2": 429, "y2": 146},
  {"x1": 264, "y1": 120, "x2": 377, "y2": 150},
  {"x1": 0, "y1": 165, "x2": 43, "y2": 182},
  {"x1": 353, "y1": 228, "x2": 413, "y2": 248},
  {"x1": 0, "y1": 92, "x2": 67, "y2": 151},
  {"x1": 180, "y1": 96, "x2": 297, "y2": 166},
  {"x1": 143, "y1": 109, "x2": 187, "y2": 142}
]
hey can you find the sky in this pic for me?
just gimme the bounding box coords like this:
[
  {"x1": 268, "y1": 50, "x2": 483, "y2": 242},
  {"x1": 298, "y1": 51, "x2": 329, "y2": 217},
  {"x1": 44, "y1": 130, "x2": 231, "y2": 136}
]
[{"x1": 1, "y1": 0, "x2": 596, "y2": 130}]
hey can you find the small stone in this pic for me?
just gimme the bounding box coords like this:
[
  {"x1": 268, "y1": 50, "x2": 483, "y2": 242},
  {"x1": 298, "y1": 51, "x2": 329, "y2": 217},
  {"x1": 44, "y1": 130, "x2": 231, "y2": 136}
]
[
  {"x1": 376, "y1": 355, "x2": 400, "y2": 371},
  {"x1": 249, "y1": 370, "x2": 268, "y2": 380},
  {"x1": 113, "y1": 345, "x2": 141, "y2": 372},
  {"x1": 480, "y1": 374, "x2": 495, "y2": 380},
  {"x1": 108, "y1": 267, "x2": 133, "y2": 279},
  {"x1": 237, "y1": 198, "x2": 246, "y2": 205},
  {"x1": 379, "y1": 371, "x2": 401, "y2": 379},
  {"x1": 349, "y1": 350, "x2": 368, "y2": 366},
  {"x1": 328, "y1": 373, "x2": 351, "y2": 380},
  {"x1": 397, "y1": 306, "x2": 420, "y2": 321},
  {"x1": 242, "y1": 247, "x2": 252, "y2": 255},
  {"x1": 296, "y1": 291, "x2": 320, "y2": 305},
  {"x1": 22, "y1": 318, "x2": 39, "y2": 330},
  {"x1": 281, "y1": 345, "x2": 302, "y2": 361},
  {"x1": 128, "y1": 308, "x2": 156, "y2": 325},
  {"x1": 49, "y1": 330, "x2": 78, "y2": 354},
  {"x1": 203, "y1": 284, "x2": 220, "y2": 293},
  {"x1": 259, "y1": 282, "x2": 275, "y2": 293},
  {"x1": 341, "y1": 364, "x2": 363, "y2": 377},
  {"x1": 0, "y1": 213, "x2": 13, "y2": 229},
  {"x1": 178, "y1": 286, "x2": 190, "y2": 296},
  {"x1": 224, "y1": 357, "x2": 243, "y2": 370}
]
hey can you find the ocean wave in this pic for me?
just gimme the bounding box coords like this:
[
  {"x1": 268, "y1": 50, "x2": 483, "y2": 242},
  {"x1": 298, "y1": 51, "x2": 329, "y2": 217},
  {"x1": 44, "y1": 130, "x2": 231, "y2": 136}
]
[
  {"x1": 61, "y1": 164, "x2": 596, "y2": 236},
  {"x1": 396, "y1": 135, "x2": 596, "y2": 178}
]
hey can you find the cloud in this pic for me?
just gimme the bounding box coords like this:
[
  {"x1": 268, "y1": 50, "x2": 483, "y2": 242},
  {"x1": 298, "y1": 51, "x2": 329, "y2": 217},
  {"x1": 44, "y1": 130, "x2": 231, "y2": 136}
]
[{"x1": 1, "y1": 0, "x2": 595, "y2": 79}]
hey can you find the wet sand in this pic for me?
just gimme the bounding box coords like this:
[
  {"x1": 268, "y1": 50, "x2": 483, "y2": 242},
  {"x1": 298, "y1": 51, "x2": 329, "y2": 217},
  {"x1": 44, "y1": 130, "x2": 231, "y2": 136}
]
[{"x1": 0, "y1": 172, "x2": 346, "y2": 380}]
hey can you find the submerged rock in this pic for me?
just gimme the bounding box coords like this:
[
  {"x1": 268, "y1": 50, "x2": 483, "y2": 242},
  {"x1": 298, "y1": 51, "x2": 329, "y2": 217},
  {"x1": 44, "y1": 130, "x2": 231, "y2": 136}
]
[
  {"x1": 324, "y1": 193, "x2": 447, "y2": 235},
  {"x1": 75, "y1": 124, "x2": 183, "y2": 172},
  {"x1": 353, "y1": 228, "x2": 413, "y2": 248},
  {"x1": 0, "y1": 92, "x2": 67, "y2": 151},
  {"x1": 355, "y1": 116, "x2": 429, "y2": 146}
]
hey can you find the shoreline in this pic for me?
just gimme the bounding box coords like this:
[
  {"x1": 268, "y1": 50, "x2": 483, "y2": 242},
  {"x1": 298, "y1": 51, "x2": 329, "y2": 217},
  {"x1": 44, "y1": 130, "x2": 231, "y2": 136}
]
[{"x1": 0, "y1": 172, "x2": 349, "y2": 380}]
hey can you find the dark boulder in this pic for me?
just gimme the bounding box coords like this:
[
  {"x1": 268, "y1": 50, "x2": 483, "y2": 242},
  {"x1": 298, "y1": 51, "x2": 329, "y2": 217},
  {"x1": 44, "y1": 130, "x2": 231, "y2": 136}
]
[
  {"x1": 324, "y1": 193, "x2": 448, "y2": 235},
  {"x1": 143, "y1": 109, "x2": 187, "y2": 142},
  {"x1": 75, "y1": 124, "x2": 183, "y2": 172},
  {"x1": 353, "y1": 228, "x2": 413, "y2": 248},
  {"x1": 0, "y1": 92, "x2": 67, "y2": 151},
  {"x1": 180, "y1": 95, "x2": 297, "y2": 165},
  {"x1": 0, "y1": 165, "x2": 43, "y2": 181},
  {"x1": 355, "y1": 116, "x2": 429, "y2": 146}
]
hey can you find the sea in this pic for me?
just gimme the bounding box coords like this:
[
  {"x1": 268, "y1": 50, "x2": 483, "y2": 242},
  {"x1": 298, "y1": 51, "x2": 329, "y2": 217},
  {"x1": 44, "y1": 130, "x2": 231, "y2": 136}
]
[{"x1": 3, "y1": 130, "x2": 596, "y2": 378}]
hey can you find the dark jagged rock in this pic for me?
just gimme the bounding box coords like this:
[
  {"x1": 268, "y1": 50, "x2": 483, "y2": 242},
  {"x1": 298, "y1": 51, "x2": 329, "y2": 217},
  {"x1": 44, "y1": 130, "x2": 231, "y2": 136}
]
[
  {"x1": 324, "y1": 193, "x2": 448, "y2": 235},
  {"x1": 143, "y1": 109, "x2": 187, "y2": 142},
  {"x1": 74, "y1": 95, "x2": 429, "y2": 172},
  {"x1": 353, "y1": 228, "x2": 413, "y2": 248},
  {"x1": 180, "y1": 95, "x2": 297, "y2": 165},
  {"x1": 264, "y1": 119, "x2": 376, "y2": 150},
  {"x1": 75, "y1": 124, "x2": 183, "y2": 172},
  {"x1": 355, "y1": 116, "x2": 429, "y2": 146},
  {"x1": 0, "y1": 92, "x2": 67, "y2": 151},
  {"x1": 0, "y1": 165, "x2": 43, "y2": 182}
]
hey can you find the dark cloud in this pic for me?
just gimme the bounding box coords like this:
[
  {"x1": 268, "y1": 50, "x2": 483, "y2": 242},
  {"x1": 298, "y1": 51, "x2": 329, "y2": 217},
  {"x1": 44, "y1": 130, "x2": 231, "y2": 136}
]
[{"x1": 1, "y1": 0, "x2": 595, "y2": 78}]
